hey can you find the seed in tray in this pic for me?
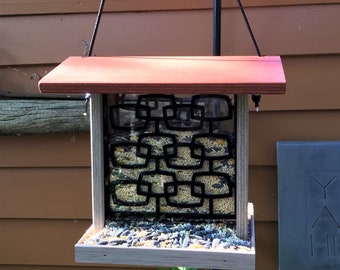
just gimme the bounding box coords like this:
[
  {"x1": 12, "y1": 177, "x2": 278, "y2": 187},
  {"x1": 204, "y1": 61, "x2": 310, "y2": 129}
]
[{"x1": 84, "y1": 219, "x2": 250, "y2": 251}]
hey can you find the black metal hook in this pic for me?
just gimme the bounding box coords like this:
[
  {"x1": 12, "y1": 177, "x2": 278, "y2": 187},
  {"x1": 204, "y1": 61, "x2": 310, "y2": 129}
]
[{"x1": 83, "y1": 93, "x2": 91, "y2": 116}]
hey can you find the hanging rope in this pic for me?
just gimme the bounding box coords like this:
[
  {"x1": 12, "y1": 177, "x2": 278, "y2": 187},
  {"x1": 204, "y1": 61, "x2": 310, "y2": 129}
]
[
  {"x1": 213, "y1": 0, "x2": 222, "y2": 56},
  {"x1": 84, "y1": 0, "x2": 262, "y2": 111},
  {"x1": 86, "y1": 0, "x2": 106, "y2": 57},
  {"x1": 82, "y1": 0, "x2": 106, "y2": 115},
  {"x1": 236, "y1": 0, "x2": 262, "y2": 111},
  {"x1": 236, "y1": 0, "x2": 262, "y2": 57}
]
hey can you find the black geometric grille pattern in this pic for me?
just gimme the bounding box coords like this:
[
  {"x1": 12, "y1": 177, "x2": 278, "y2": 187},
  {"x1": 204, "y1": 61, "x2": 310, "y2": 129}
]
[{"x1": 106, "y1": 94, "x2": 236, "y2": 219}]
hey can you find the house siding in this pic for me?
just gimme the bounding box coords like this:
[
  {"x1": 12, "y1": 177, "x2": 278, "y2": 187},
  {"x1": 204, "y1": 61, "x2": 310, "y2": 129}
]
[
  {"x1": 1, "y1": 2, "x2": 339, "y2": 270},
  {"x1": 1, "y1": 0, "x2": 339, "y2": 16}
]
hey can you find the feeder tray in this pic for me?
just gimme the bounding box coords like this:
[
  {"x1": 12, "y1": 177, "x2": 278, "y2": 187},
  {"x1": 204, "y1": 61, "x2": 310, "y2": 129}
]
[{"x1": 39, "y1": 56, "x2": 285, "y2": 270}]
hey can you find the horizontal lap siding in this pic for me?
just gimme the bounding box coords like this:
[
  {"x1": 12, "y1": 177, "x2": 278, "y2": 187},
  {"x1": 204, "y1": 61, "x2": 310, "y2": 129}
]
[
  {"x1": 0, "y1": 133, "x2": 153, "y2": 269},
  {"x1": 250, "y1": 110, "x2": 340, "y2": 166},
  {"x1": 0, "y1": 219, "x2": 91, "y2": 266},
  {"x1": 0, "y1": 134, "x2": 92, "y2": 267},
  {"x1": 0, "y1": 65, "x2": 59, "y2": 97},
  {"x1": 258, "y1": 55, "x2": 340, "y2": 111},
  {"x1": 254, "y1": 222, "x2": 278, "y2": 270},
  {"x1": 1, "y1": 0, "x2": 339, "y2": 16},
  {"x1": 0, "y1": 134, "x2": 90, "y2": 167},
  {"x1": 0, "y1": 167, "x2": 91, "y2": 219},
  {"x1": 1, "y1": 5, "x2": 339, "y2": 66},
  {"x1": 1, "y1": 3, "x2": 339, "y2": 270},
  {"x1": 249, "y1": 166, "x2": 278, "y2": 222},
  {"x1": 0, "y1": 219, "x2": 154, "y2": 269}
]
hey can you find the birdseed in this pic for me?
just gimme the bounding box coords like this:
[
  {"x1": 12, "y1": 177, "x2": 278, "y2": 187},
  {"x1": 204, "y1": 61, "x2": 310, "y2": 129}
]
[{"x1": 83, "y1": 218, "x2": 251, "y2": 252}]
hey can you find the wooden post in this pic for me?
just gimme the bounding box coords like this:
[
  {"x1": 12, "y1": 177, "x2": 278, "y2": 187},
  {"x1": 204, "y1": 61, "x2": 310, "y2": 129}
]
[
  {"x1": 90, "y1": 94, "x2": 105, "y2": 232},
  {"x1": 236, "y1": 94, "x2": 249, "y2": 239}
]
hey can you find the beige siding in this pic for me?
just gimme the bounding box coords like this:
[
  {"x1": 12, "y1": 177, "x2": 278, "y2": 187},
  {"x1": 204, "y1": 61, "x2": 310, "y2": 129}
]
[{"x1": 1, "y1": 2, "x2": 339, "y2": 270}]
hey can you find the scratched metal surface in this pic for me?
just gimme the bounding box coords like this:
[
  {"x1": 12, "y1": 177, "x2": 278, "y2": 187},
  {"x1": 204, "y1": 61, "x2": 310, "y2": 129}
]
[{"x1": 277, "y1": 141, "x2": 340, "y2": 270}]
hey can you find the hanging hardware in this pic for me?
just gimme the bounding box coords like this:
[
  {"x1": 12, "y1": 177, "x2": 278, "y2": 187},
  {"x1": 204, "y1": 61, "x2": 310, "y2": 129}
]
[
  {"x1": 87, "y1": 0, "x2": 106, "y2": 57},
  {"x1": 236, "y1": 0, "x2": 262, "y2": 112},
  {"x1": 251, "y1": 94, "x2": 261, "y2": 112},
  {"x1": 86, "y1": 0, "x2": 263, "y2": 112},
  {"x1": 83, "y1": 93, "x2": 91, "y2": 116},
  {"x1": 82, "y1": 0, "x2": 105, "y2": 115},
  {"x1": 82, "y1": 39, "x2": 91, "y2": 56},
  {"x1": 236, "y1": 0, "x2": 262, "y2": 57},
  {"x1": 213, "y1": 0, "x2": 263, "y2": 112},
  {"x1": 213, "y1": 0, "x2": 222, "y2": 56}
]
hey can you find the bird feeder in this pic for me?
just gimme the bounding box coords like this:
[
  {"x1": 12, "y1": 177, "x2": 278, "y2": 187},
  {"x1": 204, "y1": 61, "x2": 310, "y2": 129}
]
[{"x1": 39, "y1": 55, "x2": 285, "y2": 270}]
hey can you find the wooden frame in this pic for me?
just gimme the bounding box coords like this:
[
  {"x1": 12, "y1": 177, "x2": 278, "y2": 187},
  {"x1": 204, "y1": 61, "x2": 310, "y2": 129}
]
[
  {"x1": 39, "y1": 55, "x2": 285, "y2": 269},
  {"x1": 88, "y1": 92, "x2": 251, "y2": 237},
  {"x1": 236, "y1": 94, "x2": 249, "y2": 239},
  {"x1": 90, "y1": 94, "x2": 105, "y2": 232},
  {"x1": 74, "y1": 93, "x2": 255, "y2": 269}
]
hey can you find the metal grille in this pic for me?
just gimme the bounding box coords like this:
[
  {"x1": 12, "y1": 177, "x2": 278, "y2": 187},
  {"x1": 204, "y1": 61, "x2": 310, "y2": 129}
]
[{"x1": 105, "y1": 94, "x2": 236, "y2": 219}]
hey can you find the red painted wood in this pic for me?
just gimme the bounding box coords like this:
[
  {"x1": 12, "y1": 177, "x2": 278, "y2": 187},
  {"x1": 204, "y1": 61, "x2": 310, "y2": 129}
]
[{"x1": 39, "y1": 56, "x2": 286, "y2": 94}]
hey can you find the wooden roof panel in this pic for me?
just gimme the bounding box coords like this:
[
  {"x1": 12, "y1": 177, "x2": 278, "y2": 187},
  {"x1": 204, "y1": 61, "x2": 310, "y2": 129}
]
[{"x1": 39, "y1": 56, "x2": 286, "y2": 95}]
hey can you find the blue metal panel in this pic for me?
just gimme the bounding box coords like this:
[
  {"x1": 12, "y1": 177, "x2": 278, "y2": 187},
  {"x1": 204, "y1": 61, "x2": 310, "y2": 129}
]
[{"x1": 277, "y1": 141, "x2": 340, "y2": 270}]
